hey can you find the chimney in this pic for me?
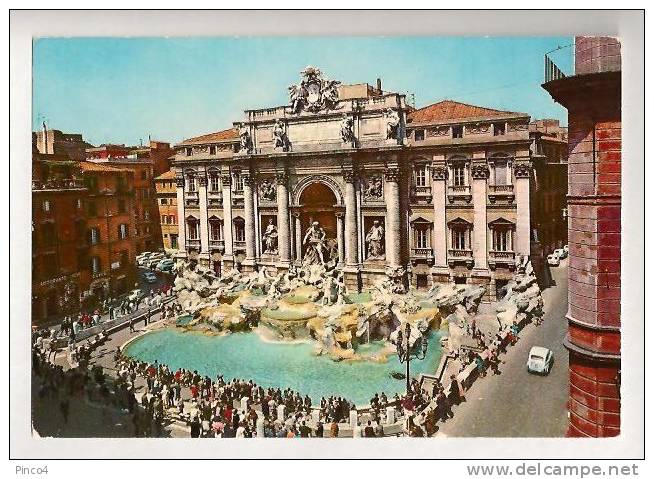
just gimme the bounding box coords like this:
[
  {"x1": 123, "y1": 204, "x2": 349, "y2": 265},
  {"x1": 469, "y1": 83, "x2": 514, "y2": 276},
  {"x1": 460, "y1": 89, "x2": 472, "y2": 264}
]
[
  {"x1": 376, "y1": 78, "x2": 382, "y2": 92},
  {"x1": 42, "y1": 121, "x2": 48, "y2": 154}
]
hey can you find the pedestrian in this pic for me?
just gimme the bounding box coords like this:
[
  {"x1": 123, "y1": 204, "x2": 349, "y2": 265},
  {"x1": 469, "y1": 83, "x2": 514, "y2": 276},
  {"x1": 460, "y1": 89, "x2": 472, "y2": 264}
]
[
  {"x1": 129, "y1": 317, "x2": 136, "y2": 333},
  {"x1": 59, "y1": 397, "x2": 70, "y2": 424}
]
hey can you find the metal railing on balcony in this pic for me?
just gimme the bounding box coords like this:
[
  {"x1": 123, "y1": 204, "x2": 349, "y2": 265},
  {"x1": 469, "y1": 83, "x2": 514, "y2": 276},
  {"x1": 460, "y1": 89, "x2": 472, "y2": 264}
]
[
  {"x1": 544, "y1": 43, "x2": 574, "y2": 82},
  {"x1": 32, "y1": 179, "x2": 86, "y2": 191}
]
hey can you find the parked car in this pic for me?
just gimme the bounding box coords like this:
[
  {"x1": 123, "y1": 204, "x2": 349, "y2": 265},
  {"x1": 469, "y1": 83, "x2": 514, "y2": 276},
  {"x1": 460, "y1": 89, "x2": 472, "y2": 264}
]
[
  {"x1": 527, "y1": 346, "x2": 554, "y2": 375},
  {"x1": 156, "y1": 259, "x2": 175, "y2": 272},
  {"x1": 127, "y1": 289, "x2": 143, "y2": 302},
  {"x1": 143, "y1": 271, "x2": 158, "y2": 284},
  {"x1": 136, "y1": 252, "x2": 154, "y2": 266},
  {"x1": 554, "y1": 248, "x2": 568, "y2": 259},
  {"x1": 547, "y1": 253, "x2": 560, "y2": 267},
  {"x1": 563, "y1": 244, "x2": 569, "y2": 254},
  {"x1": 147, "y1": 255, "x2": 165, "y2": 269}
]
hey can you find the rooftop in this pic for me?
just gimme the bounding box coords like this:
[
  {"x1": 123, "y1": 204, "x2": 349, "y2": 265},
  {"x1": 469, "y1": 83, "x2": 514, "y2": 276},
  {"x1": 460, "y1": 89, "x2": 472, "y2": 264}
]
[
  {"x1": 177, "y1": 128, "x2": 238, "y2": 147},
  {"x1": 154, "y1": 169, "x2": 176, "y2": 181},
  {"x1": 407, "y1": 100, "x2": 527, "y2": 125},
  {"x1": 79, "y1": 161, "x2": 133, "y2": 174}
]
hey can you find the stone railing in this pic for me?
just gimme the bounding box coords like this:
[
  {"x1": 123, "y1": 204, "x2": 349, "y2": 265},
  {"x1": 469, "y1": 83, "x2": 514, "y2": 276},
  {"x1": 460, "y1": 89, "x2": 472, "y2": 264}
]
[
  {"x1": 233, "y1": 240, "x2": 246, "y2": 251},
  {"x1": 447, "y1": 185, "x2": 472, "y2": 203},
  {"x1": 488, "y1": 250, "x2": 516, "y2": 270},
  {"x1": 410, "y1": 185, "x2": 432, "y2": 203},
  {"x1": 186, "y1": 239, "x2": 201, "y2": 250},
  {"x1": 488, "y1": 184, "x2": 515, "y2": 203},
  {"x1": 209, "y1": 239, "x2": 225, "y2": 251},
  {"x1": 447, "y1": 248, "x2": 474, "y2": 268},
  {"x1": 32, "y1": 179, "x2": 86, "y2": 191},
  {"x1": 411, "y1": 247, "x2": 434, "y2": 258}
]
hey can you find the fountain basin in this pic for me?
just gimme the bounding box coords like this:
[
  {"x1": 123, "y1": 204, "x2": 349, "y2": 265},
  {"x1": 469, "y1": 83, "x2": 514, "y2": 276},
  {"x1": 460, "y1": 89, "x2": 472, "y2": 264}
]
[{"x1": 123, "y1": 328, "x2": 443, "y2": 406}]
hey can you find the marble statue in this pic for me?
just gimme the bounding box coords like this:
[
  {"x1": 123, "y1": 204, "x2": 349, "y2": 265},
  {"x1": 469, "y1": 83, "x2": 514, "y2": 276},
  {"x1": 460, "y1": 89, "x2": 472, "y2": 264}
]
[
  {"x1": 340, "y1": 114, "x2": 355, "y2": 143},
  {"x1": 272, "y1": 119, "x2": 289, "y2": 150},
  {"x1": 384, "y1": 108, "x2": 400, "y2": 140},
  {"x1": 262, "y1": 219, "x2": 278, "y2": 255},
  {"x1": 365, "y1": 220, "x2": 385, "y2": 259},
  {"x1": 239, "y1": 125, "x2": 251, "y2": 152},
  {"x1": 287, "y1": 66, "x2": 341, "y2": 114},
  {"x1": 303, "y1": 221, "x2": 327, "y2": 265}
]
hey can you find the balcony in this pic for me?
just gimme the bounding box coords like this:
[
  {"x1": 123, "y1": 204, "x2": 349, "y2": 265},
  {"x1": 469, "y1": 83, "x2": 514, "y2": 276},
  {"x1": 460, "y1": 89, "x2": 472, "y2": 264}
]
[
  {"x1": 410, "y1": 247, "x2": 434, "y2": 265},
  {"x1": 410, "y1": 185, "x2": 432, "y2": 204},
  {"x1": 185, "y1": 190, "x2": 200, "y2": 207},
  {"x1": 32, "y1": 179, "x2": 86, "y2": 191},
  {"x1": 447, "y1": 185, "x2": 472, "y2": 204},
  {"x1": 447, "y1": 248, "x2": 474, "y2": 268},
  {"x1": 488, "y1": 250, "x2": 516, "y2": 271},
  {"x1": 186, "y1": 238, "x2": 201, "y2": 250},
  {"x1": 233, "y1": 240, "x2": 246, "y2": 252},
  {"x1": 209, "y1": 239, "x2": 225, "y2": 253},
  {"x1": 488, "y1": 184, "x2": 515, "y2": 204},
  {"x1": 208, "y1": 191, "x2": 223, "y2": 207}
]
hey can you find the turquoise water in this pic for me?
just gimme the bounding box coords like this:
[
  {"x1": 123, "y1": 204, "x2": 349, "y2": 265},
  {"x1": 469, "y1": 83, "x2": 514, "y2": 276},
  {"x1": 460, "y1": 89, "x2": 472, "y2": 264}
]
[{"x1": 124, "y1": 328, "x2": 442, "y2": 405}]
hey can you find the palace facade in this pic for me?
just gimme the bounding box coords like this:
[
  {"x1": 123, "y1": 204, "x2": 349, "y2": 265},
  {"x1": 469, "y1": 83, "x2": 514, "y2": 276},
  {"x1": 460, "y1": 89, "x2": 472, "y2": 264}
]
[{"x1": 172, "y1": 68, "x2": 566, "y2": 299}]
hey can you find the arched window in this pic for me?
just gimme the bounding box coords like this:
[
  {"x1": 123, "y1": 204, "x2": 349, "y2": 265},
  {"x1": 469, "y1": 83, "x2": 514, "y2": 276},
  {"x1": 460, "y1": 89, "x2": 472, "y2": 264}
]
[{"x1": 186, "y1": 216, "x2": 199, "y2": 240}]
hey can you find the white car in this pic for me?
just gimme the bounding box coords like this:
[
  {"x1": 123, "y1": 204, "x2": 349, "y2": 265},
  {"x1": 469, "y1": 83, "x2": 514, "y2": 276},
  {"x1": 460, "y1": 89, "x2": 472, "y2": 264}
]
[
  {"x1": 127, "y1": 289, "x2": 142, "y2": 302},
  {"x1": 547, "y1": 253, "x2": 560, "y2": 267},
  {"x1": 527, "y1": 346, "x2": 554, "y2": 375},
  {"x1": 563, "y1": 244, "x2": 569, "y2": 254},
  {"x1": 554, "y1": 248, "x2": 568, "y2": 259}
]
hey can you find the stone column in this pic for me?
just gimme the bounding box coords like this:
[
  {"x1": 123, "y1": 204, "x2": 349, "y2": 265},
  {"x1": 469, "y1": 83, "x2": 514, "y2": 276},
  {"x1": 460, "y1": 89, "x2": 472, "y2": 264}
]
[
  {"x1": 198, "y1": 173, "x2": 209, "y2": 256},
  {"x1": 336, "y1": 212, "x2": 345, "y2": 266},
  {"x1": 514, "y1": 162, "x2": 531, "y2": 257},
  {"x1": 384, "y1": 167, "x2": 402, "y2": 267},
  {"x1": 471, "y1": 162, "x2": 489, "y2": 270},
  {"x1": 431, "y1": 163, "x2": 447, "y2": 269},
  {"x1": 276, "y1": 170, "x2": 291, "y2": 266},
  {"x1": 293, "y1": 212, "x2": 302, "y2": 263},
  {"x1": 175, "y1": 174, "x2": 186, "y2": 253},
  {"x1": 221, "y1": 172, "x2": 234, "y2": 269},
  {"x1": 242, "y1": 170, "x2": 257, "y2": 270},
  {"x1": 343, "y1": 169, "x2": 359, "y2": 266}
]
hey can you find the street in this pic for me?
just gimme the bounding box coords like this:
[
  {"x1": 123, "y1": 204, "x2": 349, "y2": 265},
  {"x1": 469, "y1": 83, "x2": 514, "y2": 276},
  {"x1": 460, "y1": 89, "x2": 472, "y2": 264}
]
[{"x1": 439, "y1": 260, "x2": 569, "y2": 437}]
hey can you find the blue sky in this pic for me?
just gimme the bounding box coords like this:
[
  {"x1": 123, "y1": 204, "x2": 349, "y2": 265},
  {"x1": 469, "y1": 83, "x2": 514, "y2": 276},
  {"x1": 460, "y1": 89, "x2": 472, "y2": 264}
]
[{"x1": 33, "y1": 36, "x2": 573, "y2": 147}]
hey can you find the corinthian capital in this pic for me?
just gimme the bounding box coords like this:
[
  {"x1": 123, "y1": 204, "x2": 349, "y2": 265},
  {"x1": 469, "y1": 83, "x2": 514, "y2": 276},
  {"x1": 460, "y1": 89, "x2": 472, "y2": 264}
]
[
  {"x1": 384, "y1": 167, "x2": 400, "y2": 183},
  {"x1": 275, "y1": 170, "x2": 289, "y2": 185}
]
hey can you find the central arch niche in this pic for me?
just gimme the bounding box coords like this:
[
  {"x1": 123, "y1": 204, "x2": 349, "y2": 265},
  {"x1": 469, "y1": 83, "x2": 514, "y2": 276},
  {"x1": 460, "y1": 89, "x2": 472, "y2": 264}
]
[{"x1": 298, "y1": 182, "x2": 338, "y2": 244}]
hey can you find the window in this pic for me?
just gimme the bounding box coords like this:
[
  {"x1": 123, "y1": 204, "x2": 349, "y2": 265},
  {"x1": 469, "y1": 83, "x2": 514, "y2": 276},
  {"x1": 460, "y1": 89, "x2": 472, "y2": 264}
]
[
  {"x1": 145, "y1": 226, "x2": 151, "y2": 234},
  {"x1": 210, "y1": 220, "x2": 222, "y2": 240},
  {"x1": 161, "y1": 215, "x2": 167, "y2": 224},
  {"x1": 187, "y1": 218, "x2": 199, "y2": 240},
  {"x1": 415, "y1": 227, "x2": 429, "y2": 248},
  {"x1": 452, "y1": 125, "x2": 463, "y2": 139},
  {"x1": 160, "y1": 198, "x2": 168, "y2": 205},
  {"x1": 91, "y1": 256, "x2": 102, "y2": 275},
  {"x1": 42, "y1": 200, "x2": 51, "y2": 212},
  {"x1": 414, "y1": 129, "x2": 425, "y2": 141},
  {"x1": 120, "y1": 250, "x2": 128, "y2": 268},
  {"x1": 210, "y1": 174, "x2": 221, "y2": 192},
  {"x1": 493, "y1": 161, "x2": 508, "y2": 185},
  {"x1": 170, "y1": 234, "x2": 178, "y2": 249},
  {"x1": 119, "y1": 223, "x2": 128, "y2": 239},
  {"x1": 233, "y1": 172, "x2": 244, "y2": 193},
  {"x1": 86, "y1": 176, "x2": 98, "y2": 192},
  {"x1": 452, "y1": 163, "x2": 466, "y2": 186},
  {"x1": 234, "y1": 219, "x2": 245, "y2": 242},
  {"x1": 187, "y1": 175, "x2": 196, "y2": 192},
  {"x1": 493, "y1": 229, "x2": 511, "y2": 252},
  {"x1": 88, "y1": 200, "x2": 97, "y2": 217},
  {"x1": 144, "y1": 210, "x2": 150, "y2": 220},
  {"x1": 42, "y1": 223, "x2": 56, "y2": 247},
  {"x1": 186, "y1": 147, "x2": 192, "y2": 157},
  {"x1": 118, "y1": 199, "x2": 126, "y2": 213},
  {"x1": 116, "y1": 177, "x2": 127, "y2": 193},
  {"x1": 451, "y1": 228, "x2": 467, "y2": 250},
  {"x1": 493, "y1": 122, "x2": 506, "y2": 136},
  {"x1": 75, "y1": 198, "x2": 83, "y2": 210},
  {"x1": 209, "y1": 146, "x2": 216, "y2": 155},
  {"x1": 415, "y1": 166, "x2": 427, "y2": 187},
  {"x1": 89, "y1": 227, "x2": 100, "y2": 245},
  {"x1": 135, "y1": 227, "x2": 140, "y2": 236},
  {"x1": 171, "y1": 215, "x2": 177, "y2": 225}
]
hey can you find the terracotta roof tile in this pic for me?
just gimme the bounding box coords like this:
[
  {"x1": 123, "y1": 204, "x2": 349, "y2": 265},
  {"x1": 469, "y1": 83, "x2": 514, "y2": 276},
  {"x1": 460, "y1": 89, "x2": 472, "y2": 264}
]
[
  {"x1": 154, "y1": 169, "x2": 176, "y2": 181},
  {"x1": 177, "y1": 128, "x2": 238, "y2": 147},
  {"x1": 79, "y1": 161, "x2": 133, "y2": 174},
  {"x1": 407, "y1": 100, "x2": 526, "y2": 124}
]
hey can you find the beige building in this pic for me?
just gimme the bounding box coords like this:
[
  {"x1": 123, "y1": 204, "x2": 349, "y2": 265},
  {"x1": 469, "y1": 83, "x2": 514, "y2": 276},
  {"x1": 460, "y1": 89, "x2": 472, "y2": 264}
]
[
  {"x1": 172, "y1": 67, "x2": 563, "y2": 299},
  {"x1": 154, "y1": 169, "x2": 180, "y2": 252}
]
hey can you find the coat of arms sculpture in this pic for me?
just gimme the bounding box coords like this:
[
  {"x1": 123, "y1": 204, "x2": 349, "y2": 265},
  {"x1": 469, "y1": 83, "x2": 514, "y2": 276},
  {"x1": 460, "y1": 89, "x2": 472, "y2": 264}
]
[{"x1": 288, "y1": 66, "x2": 341, "y2": 114}]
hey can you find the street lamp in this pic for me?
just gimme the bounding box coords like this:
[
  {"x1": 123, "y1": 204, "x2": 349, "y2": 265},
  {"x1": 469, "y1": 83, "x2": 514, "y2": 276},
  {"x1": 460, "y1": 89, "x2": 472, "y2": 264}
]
[{"x1": 396, "y1": 322, "x2": 429, "y2": 397}]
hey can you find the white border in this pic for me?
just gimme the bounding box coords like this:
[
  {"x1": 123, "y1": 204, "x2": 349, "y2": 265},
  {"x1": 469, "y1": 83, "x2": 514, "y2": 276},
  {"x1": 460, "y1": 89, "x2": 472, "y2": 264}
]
[{"x1": 8, "y1": 9, "x2": 644, "y2": 460}]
